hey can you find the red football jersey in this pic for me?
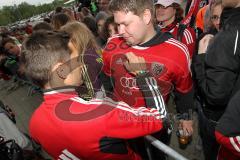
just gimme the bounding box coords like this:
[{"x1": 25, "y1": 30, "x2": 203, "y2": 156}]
[
  {"x1": 30, "y1": 88, "x2": 164, "y2": 160},
  {"x1": 103, "y1": 36, "x2": 193, "y2": 108},
  {"x1": 215, "y1": 131, "x2": 240, "y2": 160},
  {"x1": 161, "y1": 23, "x2": 196, "y2": 59}
]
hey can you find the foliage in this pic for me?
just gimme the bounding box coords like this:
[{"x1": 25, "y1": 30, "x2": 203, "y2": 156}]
[{"x1": 0, "y1": 0, "x2": 65, "y2": 26}]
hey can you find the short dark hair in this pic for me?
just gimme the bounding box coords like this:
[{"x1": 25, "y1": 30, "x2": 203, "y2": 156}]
[
  {"x1": 52, "y1": 13, "x2": 72, "y2": 30},
  {"x1": 21, "y1": 31, "x2": 71, "y2": 88},
  {"x1": 33, "y1": 22, "x2": 53, "y2": 32},
  {"x1": 109, "y1": 0, "x2": 154, "y2": 16}
]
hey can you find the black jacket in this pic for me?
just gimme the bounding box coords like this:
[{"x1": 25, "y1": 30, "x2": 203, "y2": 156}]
[
  {"x1": 193, "y1": 7, "x2": 240, "y2": 116},
  {"x1": 216, "y1": 90, "x2": 240, "y2": 137}
]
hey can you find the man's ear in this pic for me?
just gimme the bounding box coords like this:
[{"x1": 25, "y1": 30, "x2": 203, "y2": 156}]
[
  {"x1": 68, "y1": 41, "x2": 80, "y2": 59},
  {"x1": 56, "y1": 63, "x2": 71, "y2": 79},
  {"x1": 68, "y1": 41, "x2": 74, "y2": 52},
  {"x1": 143, "y1": 9, "x2": 152, "y2": 25}
]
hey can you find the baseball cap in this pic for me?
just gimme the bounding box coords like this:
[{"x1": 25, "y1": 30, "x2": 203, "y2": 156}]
[{"x1": 154, "y1": 0, "x2": 182, "y2": 7}]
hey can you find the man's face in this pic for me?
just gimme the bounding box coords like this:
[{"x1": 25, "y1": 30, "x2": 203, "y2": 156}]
[{"x1": 113, "y1": 11, "x2": 148, "y2": 46}]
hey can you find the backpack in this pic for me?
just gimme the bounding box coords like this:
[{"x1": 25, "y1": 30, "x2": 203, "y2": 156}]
[{"x1": 0, "y1": 136, "x2": 24, "y2": 160}]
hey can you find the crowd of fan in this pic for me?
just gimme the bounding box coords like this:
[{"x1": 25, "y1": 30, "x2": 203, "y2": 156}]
[{"x1": 0, "y1": 0, "x2": 240, "y2": 159}]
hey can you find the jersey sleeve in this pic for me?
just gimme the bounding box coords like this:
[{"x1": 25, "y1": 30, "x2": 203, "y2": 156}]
[
  {"x1": 105, "y1": 75, "x2": 166, "y2": 139},
  {"x1": 102, "y1": 49, "x2": 111, "y2": 76},
  {"x1": 215, "y1": 131, "x2": 240, "y2": 158},
  {"x1": 174, "y1": 70, "x2": 193, "y2": 94},
  {"x1": 102, "y1": 37, "x2": 120, "y2": 77},
  {"x1": 166, "y1": 39, "x2": 193, "y2": 93},
  {"x1": 181, "y1": 27, "x2": 196, "y2": 59},
  {"x1": 105, "y1": 100, "x2": 163, "y2": 139}
]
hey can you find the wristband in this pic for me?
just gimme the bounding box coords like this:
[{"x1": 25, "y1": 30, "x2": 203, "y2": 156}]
[{"x1": 137, "y1": 70, "x2": 148, "y2": 76}]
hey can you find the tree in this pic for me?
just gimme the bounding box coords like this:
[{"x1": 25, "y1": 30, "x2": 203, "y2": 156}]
[{"x1": 0, "y1": 0, "x2": 65, "y2": 26}]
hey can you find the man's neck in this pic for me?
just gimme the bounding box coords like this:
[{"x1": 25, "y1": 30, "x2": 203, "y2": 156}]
[
  {"x1": 44, "y1": 81, "x2": 66, "y2": 90},
  {"x1": 139, "y1": 26, "x2": 157, "y2": 45}
]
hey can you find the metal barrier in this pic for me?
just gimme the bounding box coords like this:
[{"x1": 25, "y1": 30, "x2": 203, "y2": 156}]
[{"x1": 144, "y1": 135, "x2": 189, "y2": 160}]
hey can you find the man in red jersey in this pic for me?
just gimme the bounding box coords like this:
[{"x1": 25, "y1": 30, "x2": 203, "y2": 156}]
[
  {"x1": 102, "y1": 0, "x2": 194, "y2": 159},
  {"x1": 21, "y1": 30, "x2": 168, "y2": 160},
  {"x1": 102, "y1": 0, "x2": 194, "y2": 137}
]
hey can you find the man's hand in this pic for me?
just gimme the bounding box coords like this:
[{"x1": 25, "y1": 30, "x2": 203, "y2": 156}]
[
  {"x1": 123, "y1": 52, "x2": 147, "y2": 76},
  {"x1": 198, "y1": 34, "x2": 214, "y2": 54},
  {"x1": 179, "y1": 120, "x2": 193, "y2": 136}
]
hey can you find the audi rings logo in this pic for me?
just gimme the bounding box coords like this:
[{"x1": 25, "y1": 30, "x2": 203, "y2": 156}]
[{"x1": 120, "y1": 77, "x2": 139, "y2": 89}]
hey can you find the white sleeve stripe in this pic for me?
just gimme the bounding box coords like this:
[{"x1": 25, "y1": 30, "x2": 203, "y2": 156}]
[
  {"x1": 72, "y1": 96, "x2": 162, "y2": 117},
  {"x1": 167, "y1": 39, "x2": 190, "y2": 60},
  {"x1": 236, "y1": 136, "x2": 240, "y2": 146},
  {"x1": 166, "y1": 39, "x2": 191, "y2": 70},
  {"x1": 185, "y1": 30, "x2": 191, "y2": 43},
  {"x1": 158, "y1": 89, "x2": 167, "y2": 116},
  {"x1": 149, "y1": 77, "x2": 164, "y2": 113},
  {"x1": 73, "y1": 96, "x2": 160, "y2": 114},
  {"x1": 168, "y1": 39, "x2": 190, "y2": 61},
  {"x1": 149, "y1": 77, "x2": 166, "y2": 116},
  {"x1": 184, "y1": 29, "x2": 194, "y2": 44},
  {"x1": 145, "y1": 78, "x2": 160, "y2": 111},
  {"x1": 234, "y1": 30, "x2": 238, "y2": 55},
  {"x1": 114, "y1": 102, "x2": 161, "y2": 117},
  {"x1": 186, "y1": 29, "x2": 194, "y2": 43},
  {"x1": 59, "y1": 154, "x2": 71, "y2": 160},
  {"x1": 94, "y1": 97, "x2": 130, "y2": 107},
  {"x1": 149, "y1": 77, "x2": 165, "y2": 115},
  {"x1": 62, "y1": 149, "x2": 80, "y2": 160},
  {"x1": 72, "y1": 96, "x2": 129, "y2": 108},
  {"x1": 76, "y1": 97, "x2": 150, "y2": 112},
  {"x1": 183, "y1": 32, "x2": 190, "y2": 44},
  {"x1": 71, "y1": 97, "x2": 161, "y2": 118},
  {"x1": 71, "y1": 97, "x2": 138, "y2": 115},
  {"x1": 230, "y1": 137, "x2": 240, "y2": 152}
]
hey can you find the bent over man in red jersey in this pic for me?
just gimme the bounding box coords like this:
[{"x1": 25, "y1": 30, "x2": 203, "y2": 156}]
[{"x1": 21, "y1": 30, "x2": 168, "y2": 160}]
